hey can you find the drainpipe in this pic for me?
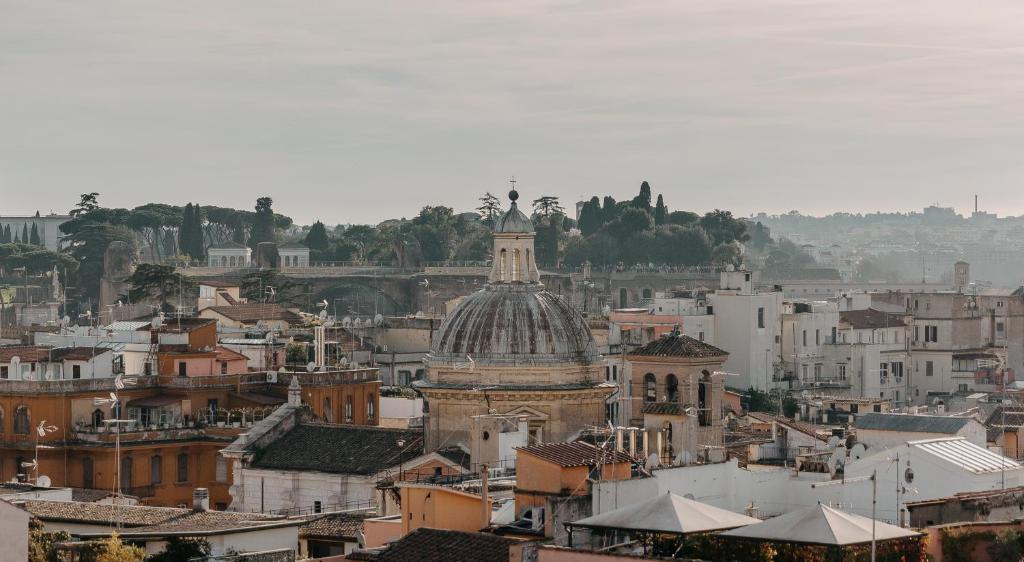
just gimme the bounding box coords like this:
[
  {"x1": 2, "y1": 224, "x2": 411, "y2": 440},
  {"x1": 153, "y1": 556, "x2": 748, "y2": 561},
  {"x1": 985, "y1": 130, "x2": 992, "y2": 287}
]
[{"x1": 480, "y1": 463, "x2": 490, "y2": 529}]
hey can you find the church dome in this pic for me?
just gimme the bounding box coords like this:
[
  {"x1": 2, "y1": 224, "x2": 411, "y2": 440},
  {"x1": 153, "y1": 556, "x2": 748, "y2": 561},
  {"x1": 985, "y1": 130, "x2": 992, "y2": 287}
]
[
  {"x1": 430, "y1": 284, "x2": 598, "y2": 364},
  {"x1": 494, "y1": 189, "x2": 534, "y2": 234}
]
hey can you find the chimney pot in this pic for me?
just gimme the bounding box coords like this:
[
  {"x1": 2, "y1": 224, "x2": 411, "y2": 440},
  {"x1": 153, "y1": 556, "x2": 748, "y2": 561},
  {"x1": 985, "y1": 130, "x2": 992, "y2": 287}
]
[{"x1": 193, "y1": 488, "x2": 210, "y2": 511}]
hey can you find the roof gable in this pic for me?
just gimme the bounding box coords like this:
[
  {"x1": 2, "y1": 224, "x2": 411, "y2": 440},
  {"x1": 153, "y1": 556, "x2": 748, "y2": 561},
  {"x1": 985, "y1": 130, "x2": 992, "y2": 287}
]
[
  {"x1": 627, "y1": 333, "x2": 728, "y2": 360},
  {"x1": 252, "y1": 424, "x2": 424, "y2": 475}
]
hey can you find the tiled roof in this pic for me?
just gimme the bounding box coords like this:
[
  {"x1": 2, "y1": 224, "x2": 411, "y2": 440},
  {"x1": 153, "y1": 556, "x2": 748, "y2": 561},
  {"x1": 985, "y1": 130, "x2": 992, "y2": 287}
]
[
  {"x1": 437, "y1": 446, "x2": 472, "y2": 470},
  {"x1": 374, "y1": 528, "x2": 518, "y2": 562},
  {"x1": 252, "y1": 424, "x2": 424, "y2": 475},
  {"x1": 206, "y1": 304, "x2": 303, "y2": 324},
  {"x1": 69, "y1": 489, "x2": 115, "y2": 503},
  {"x1": 839, "y1": 309, "x2": 906, "y2": 330},
  {"x1": 984, "y1": 407, "x2": 1024, "y2": 427},
  {"x1": 516, "y1": 441, "x2": 634, "y2": 467},
  {"x1": 0, "y1": 346, "x2": 52, "y2": 363},
  {"x1": 215, "y1": 346, "x2": 248, "y2": 362},
  {"x1": 855, "y1": 413, "x2": 971, "y2": 434},
  {"x1": 20, "y1": 500, "x2": 286, "y2": 535},
  {"x1": 642, "y1": 402, "x2": 685, "y2": 416},
  {"x1": 140, "y1": 317, "x2": 217, "y2": 333},
  {"x1": 52, "y1": 347, "x2": 111, "y2": 361},
  {"x1": 300, "y1": 511, "x2": 372, "y2": 539},
  {"x1": 628, "y1": 334, "x2": 728, "y2": 359}
]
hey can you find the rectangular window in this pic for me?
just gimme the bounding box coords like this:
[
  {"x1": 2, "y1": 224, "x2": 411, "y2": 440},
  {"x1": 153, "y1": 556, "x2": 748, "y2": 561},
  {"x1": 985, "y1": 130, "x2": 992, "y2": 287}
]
[
  {"x1": 314, "y1": 500, "x2": 322, "y2": 514},
  {"x1": 850, "y1": 404, "x2": 859, "y2": 414},
  {"x1": 815, "y1": 329, "x2": 820, "y2": 346},
  {"x1": 757, "y1": 308, "x2": 765, "y2": 329},
  {"x1": 220, "y1": 361, "x2": 228, "y2": 374},
  {"x1": 880, "y1": 363, "x2": 888, "y2": 382},
  {"x1": 926, "y1": 361, "x2": 934, "y2": 377},
  {"x1": 914, "y1": 326, "x2": 919, "y2": 342},
  {"x1": 891, "y1": 362, "x2": 904, "y2": 379},
  {"x1": 801, "y1": 364, "x2": 808, "y2": 381},
  {"x1": 150, "y1": 456, "x2": 162, "y2": 485},
  {"x1": 813, "y1": 364, "x2": 822, "y2": 381},
  {"x1": 837, "y1": 364, "x2": 847, "y2": 380},
  {"x1": 177, "y1": 453, "x2": 189, "y2": 483},
  {"x1": 0, "y1": 366, "x2": 7, "y2": 379},
  {"x1": 698, "y1": 331, "x2": 704, "y2": 342},
  {"x1": 958, "y1": 384, "x2": 969, "y2": 392},
  {"x1": 72, "y1": 365, "x2": 82, "y2": 379},
  {"x1": 802, "y1": 330, "x2": 807, "y2": 347},
  {"x1": 216, "y1": 456, "x2": 228, "y2": 483},
  {"x1": 178, "y1": 362, "x2": 187, "y2": 377}
]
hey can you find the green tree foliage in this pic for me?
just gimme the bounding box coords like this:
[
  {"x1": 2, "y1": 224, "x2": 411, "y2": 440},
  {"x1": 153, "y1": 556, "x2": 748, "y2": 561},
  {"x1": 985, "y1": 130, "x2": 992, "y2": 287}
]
[
  {"x1": 240, "y1": 269, "x2": 305, "y2": 307},
  {"x1": 2, "y1": 225, "x2": 10, "y2": 243},
  {"x1": 476, "y1": 192, "x2": 502, "y2": 226},
  {"x1": 577, "y1": 197, "x2": 603, "y2": 237},
  {"x1": 654, "y1": 194, "x2": 667, "y2": 226},
  {"x1": 338, "y1": 224, "x2": 378, "y2": 262},
  {"x1": 666, "y1": 210, "x2": 698, "y2": 226},
  {"x1": 699, "y1": 209, "x2": 750, "y2": 246},
  {"x1": 601, "y1": 196, "x2": 618, "y2": 223},
  {"x1": 631, "y1": 181, "x2": 653, "y2": 213},
  {"x1": 534, "y1": 213, "x2": 566, "y2": 267},
  {"x1": 606, "y1": 207, "x2": 654, "y2": 239},
  {"x1": 711, "y1": 242, "x2": 743, "y2": 267},
  {"x1": 121, "y1": 264, "x2": 196, "y2": 312},
  {"x1": 22, "y1": 223, "x2": 29, "y2": 245},
  {"x1": 410, "y1": 206, "x2": 456, "y2": 263},
  {"x1": 28, "y1": 519, "x2": 70, "y2": 562},
  {"x1": 148, "y1": 536, "x2": 211, "y2": 562},
  {"x1": 746, "y1": 221, "x2": 773, "y2": 251},
  {"x1": 652, "y1": 225, "x2": 711, "y2": 265},
  {"x1": 70, "y1": 192, "x2": 100, "y2": 217},
  {"x1": 0, "y1": 244, "x2": 77, "y2": 276},
  {"x1": 92, "y1": 533, "x2": 146, "y2": 562},
  {"x1": 248, "y1": 196, "x2": 277, "y2": 249},
  {"x1": 304, "y1": 221, "x2": 330, "y2": 252},
  {"x1": 29, "y1": 223, "x2": 40, "y2": 245},
  {"x1": 531, "y1": 196, "x2": 565, "y2": 219}
]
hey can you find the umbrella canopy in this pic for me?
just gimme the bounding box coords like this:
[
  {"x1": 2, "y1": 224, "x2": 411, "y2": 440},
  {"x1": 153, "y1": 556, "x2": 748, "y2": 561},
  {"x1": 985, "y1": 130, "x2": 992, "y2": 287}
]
[
  {"x1": 719, "y1": 504, "x2": 920, "y2": 546},
  {"x1": 571, "y1": 492, "x2": 760, "y2": 535}
]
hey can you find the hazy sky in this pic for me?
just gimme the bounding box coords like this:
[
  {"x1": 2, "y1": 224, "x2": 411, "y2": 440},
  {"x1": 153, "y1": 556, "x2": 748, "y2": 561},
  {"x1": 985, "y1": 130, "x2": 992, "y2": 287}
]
[{"x1": 4, "y1": 1, "x2": 1024, "y2": 224}]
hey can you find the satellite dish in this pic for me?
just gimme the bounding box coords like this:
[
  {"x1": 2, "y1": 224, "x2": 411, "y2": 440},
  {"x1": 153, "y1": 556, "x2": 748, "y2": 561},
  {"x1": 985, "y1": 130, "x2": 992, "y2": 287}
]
[
  {"x1": 374, "y1": 313, "x2": 384, "y2": 326},
  {"x1": 306, "y1": 361, "x2": 316, "y2": 373},
  {"x1": 36, "y1": 475, "x2": 51, "y2": 488}
]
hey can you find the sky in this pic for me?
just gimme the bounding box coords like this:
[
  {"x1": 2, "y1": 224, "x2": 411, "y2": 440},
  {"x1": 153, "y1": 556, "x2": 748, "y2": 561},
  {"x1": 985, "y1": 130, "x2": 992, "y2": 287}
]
[{"x1": 3, "y1": 1, "x2": 1024, "y2": 225}]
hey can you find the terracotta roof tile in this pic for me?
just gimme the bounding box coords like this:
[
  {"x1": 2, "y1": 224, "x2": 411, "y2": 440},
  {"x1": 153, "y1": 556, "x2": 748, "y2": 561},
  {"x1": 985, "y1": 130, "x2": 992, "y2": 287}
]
[
  {"x1": 300, "y1": 511, "x2": 372, "y2": 539},
  {"x1": 839, "y1": 309, "x2": 906, "y2": 330},
  {"x1": 252, "y1": 423, "x2": 424, "y2": 475},
  {"x1": 206, "y1": 304, "x2": 303, "y2": 324},
  {"x1": 517, "y1": 441, "x2": 633, "y2": 467},
  {"x1": 628, "y1": 334, "x2": 727, "y2": 359},
  {"x1": 375, "y1": 528, "x2": 518, "y2": 562}
]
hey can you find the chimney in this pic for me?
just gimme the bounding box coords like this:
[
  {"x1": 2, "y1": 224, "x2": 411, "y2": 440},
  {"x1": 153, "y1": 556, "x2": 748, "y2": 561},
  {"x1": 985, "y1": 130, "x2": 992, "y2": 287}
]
[
  {"x1": 287, "y1": 377, "x2": 302, "y2": 407},
  {"x1": 480, "y1": 463, "x2": 490, "y2": 529},
  {"x1": 193, "y1": 488, "x2": 210, "y2": 512}
]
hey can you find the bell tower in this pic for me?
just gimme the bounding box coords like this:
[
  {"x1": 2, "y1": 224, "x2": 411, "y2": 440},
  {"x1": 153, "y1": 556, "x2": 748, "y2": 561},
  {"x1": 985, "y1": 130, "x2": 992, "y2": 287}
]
[{"x1": 488, "y1": 184, "x2": 541, "y2": 284}]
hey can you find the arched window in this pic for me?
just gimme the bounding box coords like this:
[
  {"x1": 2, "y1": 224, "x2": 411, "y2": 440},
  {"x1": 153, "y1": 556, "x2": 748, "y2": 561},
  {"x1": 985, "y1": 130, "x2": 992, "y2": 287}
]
[
  {"x1": 619, "y1": 288, "x2": 628, "y2": 308},
  {"x1": 512, "y1": 249, "x2": 521, "y2": 281},
  {"x1": 698, "y1": 371, "x2": 711, "y2": 427},
  {"x1": 220, "y1": 256, "x2": 228, "y2": 267},
  {"x1": 344, "y1": 396, "x2": 353, "y2": 423},
  {"x1": 13, "y1": 406, "x2": 30, "y2": 435},
  {"x1": 82, "y1": 457, "x2": 94, "y2": 488},
  {"x1": 665, "y1": 374, "x2": 679, "y2": 402},
  {"x1": 498, "y1": 249, "x2": 507, "y2": 282},
  {"x1": 367, "y1": 394, "x2": 376, "y2": 420},
  {"x1": 323, "y1": 397, "x2": 333, "y2": 423},
  {"x1": 120, "y1": 456, "x2": 133, "y2": 491},
  {"x1": 92, "y1": 408, "x2": 105, "y2": 428},
  {"x1": 644, "y1": 374, "x2": 656, "y2": 402}
]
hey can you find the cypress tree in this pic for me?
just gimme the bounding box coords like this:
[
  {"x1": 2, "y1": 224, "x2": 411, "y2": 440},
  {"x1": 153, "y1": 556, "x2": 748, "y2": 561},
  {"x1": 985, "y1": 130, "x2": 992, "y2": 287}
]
[
  {"x1": 21, "y1": 223, "x2": 29, "y2": 244},
  {"x1": 3, "y1": 224, "x2": 10, "y2": 243},
  {"x1": 178, "y1": 203, "x2": 193, "y2": 259},
  {"x1": 304, "y1": 221, "x2": 330, "y2": 252},
  {"x1": 249, "y1": 197, "x2": 276, "y2": 249},
  {"x1": 29, "y1": 223, "x2": 40, "y2": 245},
  {"x1": 191, "y1": 204, "x2": 206, "y2": 259},
  {"x1": 654, "y1": 194, "x2": 667, "y2": 226}
]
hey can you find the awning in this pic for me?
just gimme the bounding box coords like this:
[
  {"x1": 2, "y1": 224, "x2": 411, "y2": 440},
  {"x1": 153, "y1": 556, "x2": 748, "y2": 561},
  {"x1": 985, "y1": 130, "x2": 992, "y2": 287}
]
[{"x1": 126, "y1": 395, "x2": 184, "y2": 408}]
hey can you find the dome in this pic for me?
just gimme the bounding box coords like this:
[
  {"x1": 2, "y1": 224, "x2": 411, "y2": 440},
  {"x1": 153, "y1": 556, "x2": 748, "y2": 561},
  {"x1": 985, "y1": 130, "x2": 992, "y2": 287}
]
[
  {"x1": 430, "y1": 284, "x2": 598, "y2": 364},
  {"x1": 494, "y1": 202, "x2": 534, "y2": 234}
]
